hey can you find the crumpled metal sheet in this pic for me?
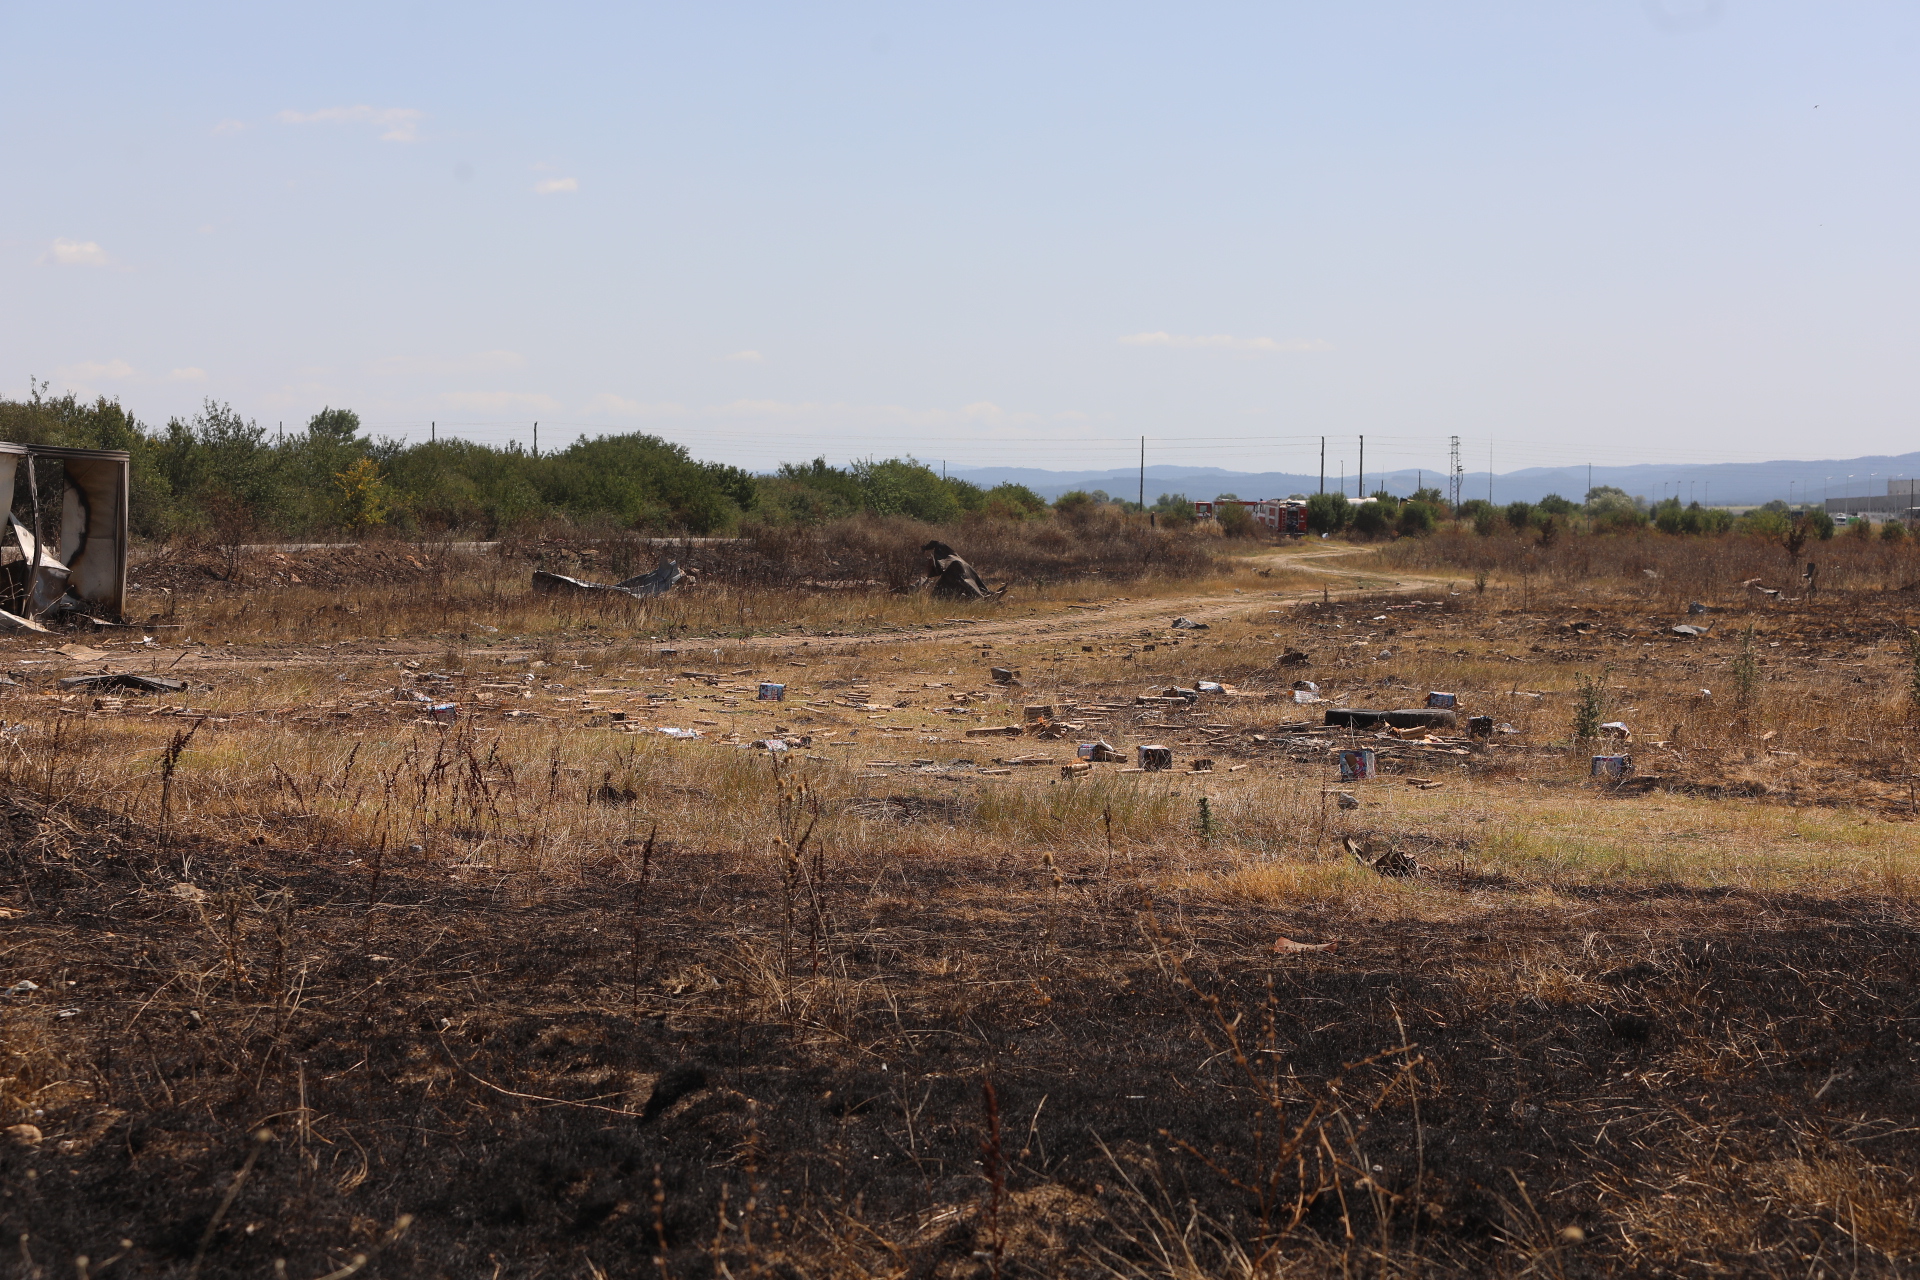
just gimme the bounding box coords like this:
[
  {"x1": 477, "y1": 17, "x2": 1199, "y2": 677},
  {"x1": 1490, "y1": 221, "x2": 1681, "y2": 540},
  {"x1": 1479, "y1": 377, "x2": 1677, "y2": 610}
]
[
  {"x1": 920, "y1": 540, "x2": 1002, "y2": 600},
  {"x1": 532, "y1": 560, "x2": 685, "y2": 600}
]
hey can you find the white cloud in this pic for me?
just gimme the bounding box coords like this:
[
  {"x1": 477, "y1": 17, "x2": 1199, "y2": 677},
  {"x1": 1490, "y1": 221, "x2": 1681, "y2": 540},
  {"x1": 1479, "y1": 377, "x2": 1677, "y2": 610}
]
[
  {"x1": 211, "y1": 119, "x2": 247, "y2": 136},
  {"x1": 47, "y1": 239, "x2": 110, "y2": 267},
  {"x1": 166, "y1": 367, "x2": 208, "y2": 382},
  {"x1": 1119, "y1": 331, "x2": 1332, "y2": 353},
  {"x1": 278, "y1": 105, "x2": 424, "y2": 143},
  {"x1": 533, "y1": 177, "x2": 579, "y2": 194},
  {"x1": 371, "y1": 350, "x2": 526, "y2": 377},
  {"x1": 722, "y1": 350, "x2": 764, "y2": 363},
  {"x1": 54, "y1": 359, "x2": 134, "y2": 383},
  {"x1": 437, "y1": 390, "x2": 563, "y2": 414}
]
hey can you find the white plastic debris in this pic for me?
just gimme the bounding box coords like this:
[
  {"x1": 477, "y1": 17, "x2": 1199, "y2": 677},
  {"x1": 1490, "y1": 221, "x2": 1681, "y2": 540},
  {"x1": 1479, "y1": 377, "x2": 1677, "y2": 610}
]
[{"x1": 3, "y1": 980, "x2": 39, "y2": 997}]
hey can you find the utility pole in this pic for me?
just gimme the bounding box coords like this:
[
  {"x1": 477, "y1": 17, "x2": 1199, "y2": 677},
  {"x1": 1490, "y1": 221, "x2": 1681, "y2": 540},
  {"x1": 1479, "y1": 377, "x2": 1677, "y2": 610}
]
[
  {"x1": 1358, "y1": 435, "x2": 1365, "y2": 498},
  {"x1": 533, "y1": 422, "x2": 539, "y2": 458},
  {"x1": 1488, "y1": 444, "x2": 1494, "y2": 506},
  {"x1": 1448, "y1": 435, "x2": 1462, "y2": 508},
  {"x1": 431, "y1": 420, "x2": 436, "y2": 444},
  {"x1": 1587, "y1": 463, "x2": 1592, "y2": 501},
  {"x1": 1138, "y1": 436, "x2": 1145, "y2": 509},
  {"x1": 1319, "y1": 436, "x2": 1325, "y2": 495}
]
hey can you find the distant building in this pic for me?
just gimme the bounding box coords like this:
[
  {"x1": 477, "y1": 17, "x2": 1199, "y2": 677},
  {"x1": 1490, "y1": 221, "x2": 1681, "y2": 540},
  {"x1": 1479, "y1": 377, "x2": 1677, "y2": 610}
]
[{"x1": 1824, "y1": 479, "x2": 1920, "y2": 518}]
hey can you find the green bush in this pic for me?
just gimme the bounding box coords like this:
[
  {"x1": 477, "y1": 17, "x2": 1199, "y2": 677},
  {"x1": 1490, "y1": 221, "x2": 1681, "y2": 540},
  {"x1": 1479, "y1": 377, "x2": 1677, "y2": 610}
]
[
  {"x1": 1214, "y1": 499, "x2": 1255, "y2": 537},
  {"x1": 1306, "y1": 492, "x2": 1350, "y2": 534},
  {"x1": 1504, "y1": 501, "x2": 1534, "y2": 531},
  {"x1": 1397, "y1": 500, "x2": 1437, "y2": 537},
  {"x1": 1350, "y1": 500, "x2": 1391, "y2": 539}
]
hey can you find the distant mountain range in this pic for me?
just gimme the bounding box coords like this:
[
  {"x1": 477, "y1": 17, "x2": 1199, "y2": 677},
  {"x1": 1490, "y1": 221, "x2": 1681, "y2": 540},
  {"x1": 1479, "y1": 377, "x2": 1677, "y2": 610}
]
[{"x1": 947, "y1": 455, "x2": 1920, "y2": 509}]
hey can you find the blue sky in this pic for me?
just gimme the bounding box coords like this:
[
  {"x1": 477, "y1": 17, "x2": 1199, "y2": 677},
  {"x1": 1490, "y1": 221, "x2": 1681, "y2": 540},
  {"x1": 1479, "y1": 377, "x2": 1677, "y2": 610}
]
[{"x1": 4, "y1": 2, "x2": 1916, "y2": 479}]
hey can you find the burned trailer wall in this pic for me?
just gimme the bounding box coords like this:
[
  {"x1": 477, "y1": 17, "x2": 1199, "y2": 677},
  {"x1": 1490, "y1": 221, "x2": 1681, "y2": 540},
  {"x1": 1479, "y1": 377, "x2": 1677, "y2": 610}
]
[
  {"x1": 0, "y1": 443, "x2": 129, "y2": 622},
  {"x1": 52, "y1": 448, "x2": 130, "y2": 617}
]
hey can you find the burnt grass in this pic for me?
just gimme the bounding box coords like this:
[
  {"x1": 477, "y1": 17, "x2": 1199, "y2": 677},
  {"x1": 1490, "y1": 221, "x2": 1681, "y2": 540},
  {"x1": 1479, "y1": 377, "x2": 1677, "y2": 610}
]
[{"x1": 4, "y1": 792, "x2": 1919, "y2": 1277}]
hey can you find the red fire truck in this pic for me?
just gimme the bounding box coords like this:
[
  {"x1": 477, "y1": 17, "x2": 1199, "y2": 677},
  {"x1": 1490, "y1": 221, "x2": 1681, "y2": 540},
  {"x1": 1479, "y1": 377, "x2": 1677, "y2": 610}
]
[{"x1": 1193, "y1": 497, "x2": 1310, "y2": 535}]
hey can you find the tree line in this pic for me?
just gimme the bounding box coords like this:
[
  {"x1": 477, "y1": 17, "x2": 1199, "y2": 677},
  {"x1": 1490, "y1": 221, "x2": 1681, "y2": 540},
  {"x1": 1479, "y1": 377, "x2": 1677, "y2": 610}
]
[
  {"x1": 0, "y1": 388, "x2": 1871, "y2": 546},
  {"x1": 0, "y1": 389, "x2": 1053, "y2": 539}
]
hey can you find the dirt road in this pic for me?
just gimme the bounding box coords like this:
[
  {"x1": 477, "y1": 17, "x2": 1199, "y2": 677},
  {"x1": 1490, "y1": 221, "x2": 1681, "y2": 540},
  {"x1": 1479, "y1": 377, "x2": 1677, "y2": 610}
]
[{"x1": 743, "y1": 544, "x2": 1456, "y2": 654}]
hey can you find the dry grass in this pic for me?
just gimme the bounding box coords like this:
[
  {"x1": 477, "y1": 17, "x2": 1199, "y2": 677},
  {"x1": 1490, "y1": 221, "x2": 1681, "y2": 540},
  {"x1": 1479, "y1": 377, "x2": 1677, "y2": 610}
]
[{"x1": 2, "y1": 542, "x2": 1918, "y2": 1277}]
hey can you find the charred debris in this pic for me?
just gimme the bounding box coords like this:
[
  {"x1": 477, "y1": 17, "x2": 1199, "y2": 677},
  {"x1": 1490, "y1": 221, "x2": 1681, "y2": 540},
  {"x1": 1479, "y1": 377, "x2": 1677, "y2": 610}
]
[{"x1": 0, "y1": 442, "x2": 130, "y2": 632}]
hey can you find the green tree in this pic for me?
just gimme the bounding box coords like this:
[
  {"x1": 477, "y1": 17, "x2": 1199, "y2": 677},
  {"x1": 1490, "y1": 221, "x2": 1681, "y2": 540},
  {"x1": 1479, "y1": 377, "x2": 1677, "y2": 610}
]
[
  {"x1": 1350, "y1": 500, "x2": 1391, "y2": 539},
  {"x1": 1214, "y1": 499, "x2": 1254, "y2": 537},
  {"x1": 1054, "y1": 491, "x2": 1099, "y2": 520},
  {"x1": 332, "y1": 456, "x2": 394, "y2": 531},
  {"x1": 982, "y1": 482, "x2": 1047, "y2": 519},
  {"x1": 1504, "y1": 501, "x2": 1534, "y2": 531},
  {"x1": 1305, "y1": 491, "x2": 1350, "y2": 534}
]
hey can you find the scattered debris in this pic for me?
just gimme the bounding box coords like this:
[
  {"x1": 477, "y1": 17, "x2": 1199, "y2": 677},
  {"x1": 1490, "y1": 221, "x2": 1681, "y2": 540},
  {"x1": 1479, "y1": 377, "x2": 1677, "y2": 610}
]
[
  {"x1": 920, "y1": 541, "x2": 1005, "y2": 600},
  {"x1": 1061, "y1": 761, "x2": 1092, "y2": 779},
  {"x1": 3, "y1": 980, "x2": 39, "y2": 996},
  {"x1": 966, "y1": 725, "x2": 1024, "y2": 738},
  {"x1": 1338, "y1": 748, "x2": 1377, "y2": 782},
  {"x1": 1425, "y1": 691, "x2": 1457, "y2": 709},
  {"x1": 1468, "y1": 714, "x2": 1495, "y2": 739},
  {"x1": 1276, "y1": 650, "x2": 1312, "y2": 667},
  {"x1": 5, "y1": 1124, "x2": 42, "y2": 1148},
  {"x1": 1136, "y1": 744, "x2": 1173, "y2": 771},
  {"x1": 1591, "y1": 754, "x2": 1632, "y2": 780},
  {"x1": 1598, "y1": 721, "x2": 1631, "y2": 740},
  {"x1": 1024, "y1": 704, "x2": 1053, "y2": 722},
  {"x1": 990, "y1": 666, "x2": 1019, "y2": 685},
  {"x1": 1324, "y1": 708, "x2": 1457, "y2": 731},
  {"x1": 1672, "y1": 624, "x2": 1705, "y2": 637},
  {"x1": 531, "y1": 560, "x2": 687, "y2": 600},
  {"x1": 1324, "y1": 789, "x2": 1360, "y2": 809},
  {"x1": 1077, "y1": 740, "x2": 1124, "y2": 762},
  {"x1": 1688, "y1": 602, "x2": 1712, "y2": 615},
  {"x1": 594, "y1": 775, "x2": 639, "y2": 805},
  {"x1": 1171, "y1": 616, "x2": 1208, "y2": 630},
  {"x1": 1188, "y1": 758, "x2": 1215, "y2": 773},
  {"x1": 57, "y1": 673, "x2": 187, "y2": 694},
  {"x1": 1271, "y1": 936, "x2": 1340, "y2": 954},
  {"x1": 1345, "y1": 834, "x2": 1420, "y2": 877},
  {"x1": 757, "y1": 682, "x2": 786, "y2": 701},
  {"x1": 55, "y1": 643, "x2": 112, "y2": 662},
  {"x1": 0, "y1": 442, "x2": 131, "y2": 621}
]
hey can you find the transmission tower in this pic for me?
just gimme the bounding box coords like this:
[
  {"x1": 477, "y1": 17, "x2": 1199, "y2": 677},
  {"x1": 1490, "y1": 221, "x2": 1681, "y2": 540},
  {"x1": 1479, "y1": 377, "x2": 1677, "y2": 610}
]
[{"x1": 1448, "y1": 436, "x2": 1463, "y2": 508}]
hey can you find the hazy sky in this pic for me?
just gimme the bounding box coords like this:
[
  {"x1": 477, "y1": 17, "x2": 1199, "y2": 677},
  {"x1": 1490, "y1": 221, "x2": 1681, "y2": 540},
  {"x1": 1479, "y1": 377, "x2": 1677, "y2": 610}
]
[{"x1": 5, "y1": 2, "x2": 1917, "y2": 477}]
